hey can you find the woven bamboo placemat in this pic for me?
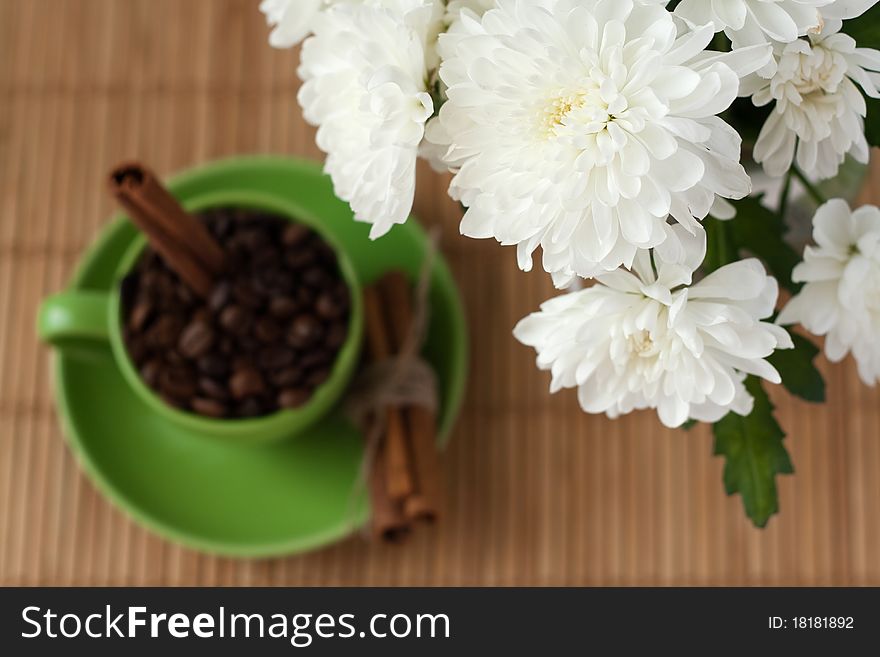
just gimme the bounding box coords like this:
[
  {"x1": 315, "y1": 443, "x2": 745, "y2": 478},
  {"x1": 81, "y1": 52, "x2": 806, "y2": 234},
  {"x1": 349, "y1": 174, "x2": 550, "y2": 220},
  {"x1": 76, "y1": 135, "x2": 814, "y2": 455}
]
[{"x1": 1, "y1": 0, "x2": 878, "y2": 586}]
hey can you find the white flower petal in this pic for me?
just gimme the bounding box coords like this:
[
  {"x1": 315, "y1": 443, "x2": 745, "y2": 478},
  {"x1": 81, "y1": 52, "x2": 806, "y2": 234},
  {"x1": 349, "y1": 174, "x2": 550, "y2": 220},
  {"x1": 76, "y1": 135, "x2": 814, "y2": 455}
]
[
  {"x1": 777, "y1": 200, "x2": 880, "y2": 384},
  {"x1": 675, "y1": 0, "x2": 827, "y2": 46}
]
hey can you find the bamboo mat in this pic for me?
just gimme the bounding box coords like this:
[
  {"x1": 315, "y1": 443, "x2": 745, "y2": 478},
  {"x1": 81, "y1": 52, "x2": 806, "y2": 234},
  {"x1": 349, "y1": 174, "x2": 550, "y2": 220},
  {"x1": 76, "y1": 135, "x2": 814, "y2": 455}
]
[{"x1": 1, "y1": 0, "x2": 879, "y2": 586}]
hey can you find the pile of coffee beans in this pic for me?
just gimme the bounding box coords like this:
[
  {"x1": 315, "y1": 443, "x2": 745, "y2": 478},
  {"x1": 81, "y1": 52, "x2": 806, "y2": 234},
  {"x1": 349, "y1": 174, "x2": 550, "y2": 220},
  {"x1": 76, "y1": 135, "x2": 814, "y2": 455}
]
[{"x1": 121, "y1": 208, "x2": 351, "y2": 419}]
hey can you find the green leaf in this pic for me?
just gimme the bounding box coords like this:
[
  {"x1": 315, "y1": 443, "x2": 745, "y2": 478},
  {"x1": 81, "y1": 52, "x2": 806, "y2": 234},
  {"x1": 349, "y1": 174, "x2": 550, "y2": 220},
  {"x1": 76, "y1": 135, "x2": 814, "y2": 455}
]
[
  {"x1": 713, "y1": 377, "x2": 794, "y2": 528},
  {"x1": 767, "y1": 331, "x2": 826, "y2": 403},
  {"x1": 724, "y1": 196, "x2": 802, "y2": 294}
]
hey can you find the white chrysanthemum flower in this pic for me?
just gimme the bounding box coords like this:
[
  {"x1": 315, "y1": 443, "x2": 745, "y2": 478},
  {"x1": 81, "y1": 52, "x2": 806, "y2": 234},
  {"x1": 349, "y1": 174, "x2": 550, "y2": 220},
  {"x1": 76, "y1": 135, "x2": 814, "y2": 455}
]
[
  {"x1": 744, "y1": 22, "x2": 880, "y2": 179},
  {"x1": 260, "y1": 0, "x2": 328, "y2": 49},
  {"x1": 298, "y1": 1, "x2": 443, "y2": 238},
  {"x1": 674, "y1": 0, "x2": 828, "y2": 47},
  {"x1": 778, "y1": 199, "x2": 880, "y2": 384},
  {"x1": 515, "y1": 225, "x2": 793, "y2": 428},
  {"x1": 427, "y1": 0, "x2": 770, "y2": 284}
]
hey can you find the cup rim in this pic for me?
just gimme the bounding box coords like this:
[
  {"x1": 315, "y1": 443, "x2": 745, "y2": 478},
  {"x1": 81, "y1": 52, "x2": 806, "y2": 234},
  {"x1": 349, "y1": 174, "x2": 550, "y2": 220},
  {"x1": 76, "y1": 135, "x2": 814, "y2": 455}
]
[{"x1": 107, "y1": 189, "x2": 364, "y2": 439}]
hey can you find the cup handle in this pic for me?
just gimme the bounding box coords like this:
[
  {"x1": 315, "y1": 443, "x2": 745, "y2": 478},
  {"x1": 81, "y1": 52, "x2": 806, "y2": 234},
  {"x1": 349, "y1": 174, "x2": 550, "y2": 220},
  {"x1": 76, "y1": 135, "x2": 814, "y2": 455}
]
[{"x1": 37, "y1": 290, "x2": 111, "y2": 346}]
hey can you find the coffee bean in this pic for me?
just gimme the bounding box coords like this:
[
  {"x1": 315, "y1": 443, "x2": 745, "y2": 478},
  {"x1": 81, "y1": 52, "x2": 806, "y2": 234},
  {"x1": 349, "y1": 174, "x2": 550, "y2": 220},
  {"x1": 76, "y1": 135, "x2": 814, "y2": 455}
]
[
  {"x1": 149, "y1": 275, "x2": 179, "y2": 312},
  {"x1": 325, "y1": 321, "x2": 347, "y2": 350},
  {"x1": 278, "y1": 388, "x2": 310, "y2": 409},
  {"x1": 208, "y1": 280, "x2": 231, "y2": 312},
  {"x1": 192, "y1": 307, "x2": 212, "y2": 324},
  {"x1": 208, "y1": 212, "x2": 233, "y2": 240},
  {"x1": 148, "y1": 315, "x2": 183, "y2": 348},
  {"x1": 315, "y1": 291, "x2": 344, "y2": 320},
  {"x1": 219, "y1": 305, "x2": 251, "y2": 334},
  {"x1": 306, "y1": 367, "x2": 331, "y2": 388},
  {"x1": 139, "y1": 269, "x2": 164, "y2": 294},
  {"x1": 140, "y1": 359, "x2": 162, "y2": 388},
  {"x1": 176, "y1": 282, "x2": 196, "y2": 305},
  {"x1": 258, "y1": 346, "x2": 295, "y2": 370},
  {"x1": 237, "y1": 397, "x2": 264, "y2": 418},
  {"x1": 282, "y1": 223, "x2": 311, "y2": 247},
  {"x1": 128, "y1": 300, "x2": 154, "y2": 331},
  {"x1": 296, "y1": 286, "x2": 316, "y2": 307},
  {"x1": 238, "y1": 227, "x2": 269, "y2": 251},
  {"x1": 178, "y1": 319, "x2": 214, "y2": 359},
  {"x1": 233, "y1": 279, "x2": 263, "y2": 308},
  {"x1": 254, "y1": 317, "x2": 282, "y2": 343},
  {"x1": 191, "y1": 397, "x2": 227, "y2": 418},
  {"x1": 333, "y1": 282, "x2": 350, "y2": 309},
  {"x1": 229, "y1": 367, "x2": 265, "y2": 400},
  {"x1": 254, "y1": 245, "x2": 281, "y2": 267},
  {"x1": 237, "y1": 335, "x2": 260, "y2": 353},
  {"x1": 300, "y1": 350, "x2": 329, "y2": 370},
  {"x1": 303, "y1": 266, "x2": 327, "y2": 288},
  {"x1": 233, "y1": 356, "x2": 252, "y2": 371},
  {"x1": 285, "y1": 249, "x2": 315, "y2": 269},
  {"x1": 315, "y1": 241, "x2": 336, "y2": 264},
  {"x1": 272, "y1": 270, "x2": 296, "y2": 294},
  {"x1": 198, "y1": 376, "x2": 229, "y2": 401},
  {"x1": 197, "y1": 353, "x2": 228, "y2": 378},
  {"x1": 160, "y1": 392, "x2": 186, "y2": 410},
  {"x1": 271, "y1": 366, "x2": 303, "y2": 387},
  {"x1": 159, "y1": 367, "x2": 197, "y2": 400},
  {"x1": 287, "y1": 314, "x2": 321, "y2": 348},
  {"x1": 232, "y1": 208, "x2": 252, "y2": 223},
  {"x1": 269, "y1": 296, "x2": 298, "y2": 318},
  {"x1": 227, "y1": 243, "x2": 250, "y2": 268},
  {"x1": 126, "y1": 335, "x2": 148, "y2": 363},
  {"x1": 255, "y1": 268, "x2": 289, "y2": 296}
]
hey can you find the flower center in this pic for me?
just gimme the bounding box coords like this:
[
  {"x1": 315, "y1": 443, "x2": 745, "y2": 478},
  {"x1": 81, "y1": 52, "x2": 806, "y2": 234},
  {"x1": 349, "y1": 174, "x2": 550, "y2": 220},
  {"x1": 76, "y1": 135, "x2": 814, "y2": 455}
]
[
  {"x1": 783, "y1": 44, "x2": 846, "y2": 100},
  {"x1": 628, "y1": 330, "x2": 657, "y2": 358},
  {"x1": 540, "y1": 91, "x2": 592, "y2": 137},
  {"x1": 538, "y1": 80, "x2": 624, "y2": 140}
]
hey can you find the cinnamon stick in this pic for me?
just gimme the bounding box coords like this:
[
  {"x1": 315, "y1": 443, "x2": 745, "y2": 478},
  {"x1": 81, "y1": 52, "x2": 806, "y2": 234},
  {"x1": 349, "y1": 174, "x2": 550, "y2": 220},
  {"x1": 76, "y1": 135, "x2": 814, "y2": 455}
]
[
  {"x1": 109, "y1": 162, "x2": 225, "y2": 297},
  {"x1": 362, "y1": 285, "x2": 413, "y2": 538},
  {"x1": 368, "y1": 441, "x2": 410, "y2": 543},
  {"x1": 379, "y1": 272, "x2": 441, "y2": 523},
  {"x1": 363, "y1": 284, "x2": 416, "y2": 503},
  {"x1": 403, "y1": 408, "x2": 441, "y2": 523}
]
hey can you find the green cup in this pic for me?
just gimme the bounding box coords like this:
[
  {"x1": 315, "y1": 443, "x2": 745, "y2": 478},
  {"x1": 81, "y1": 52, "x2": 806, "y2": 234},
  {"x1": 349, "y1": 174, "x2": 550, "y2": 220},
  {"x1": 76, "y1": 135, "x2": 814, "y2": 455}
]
[{"x1": 38, "y1": 189, "x2": 364, "y2": 445}]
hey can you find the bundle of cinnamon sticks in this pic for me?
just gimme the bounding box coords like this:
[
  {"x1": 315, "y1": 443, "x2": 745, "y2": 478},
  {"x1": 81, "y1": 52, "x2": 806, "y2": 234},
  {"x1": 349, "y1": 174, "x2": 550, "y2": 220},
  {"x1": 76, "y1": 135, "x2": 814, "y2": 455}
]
[{"x1": 363, "y1": 273, "x2": 442, "y2": 542}]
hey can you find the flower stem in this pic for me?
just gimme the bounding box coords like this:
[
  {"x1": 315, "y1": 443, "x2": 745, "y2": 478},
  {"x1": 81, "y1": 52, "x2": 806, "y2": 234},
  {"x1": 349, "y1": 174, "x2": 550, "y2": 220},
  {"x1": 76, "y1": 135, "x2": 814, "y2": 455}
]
[
  {"x1": 649, "y1": 248, "x2": 659, "y2": 279},
  {"x1": 705, "y1": 219, "x2": 734, "y2": 272},
  {"x1": 792, "y1": 166, "x2": 826, "y2": 206},
  {"x1": 778, "y1": 168, "x2": 793, "y2": 220}
]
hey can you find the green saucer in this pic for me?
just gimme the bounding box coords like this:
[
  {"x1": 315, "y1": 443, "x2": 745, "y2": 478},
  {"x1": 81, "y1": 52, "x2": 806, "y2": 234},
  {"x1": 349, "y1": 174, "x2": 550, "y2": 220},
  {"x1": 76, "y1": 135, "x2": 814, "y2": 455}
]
[{"x1": 50, "y1": 156, "x2": 468, "y2": 557}]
